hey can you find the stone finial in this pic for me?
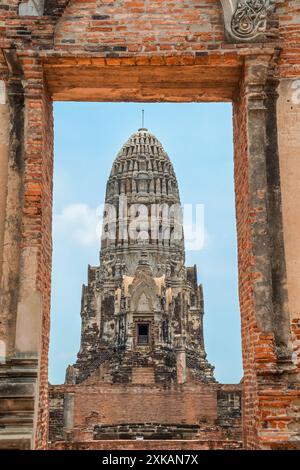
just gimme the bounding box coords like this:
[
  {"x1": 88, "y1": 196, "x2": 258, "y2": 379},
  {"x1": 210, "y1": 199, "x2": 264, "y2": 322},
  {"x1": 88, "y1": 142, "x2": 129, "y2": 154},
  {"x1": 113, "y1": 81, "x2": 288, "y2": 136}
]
[{"x1": 220, "y1": 0, "x2": 276, "y2": 42}]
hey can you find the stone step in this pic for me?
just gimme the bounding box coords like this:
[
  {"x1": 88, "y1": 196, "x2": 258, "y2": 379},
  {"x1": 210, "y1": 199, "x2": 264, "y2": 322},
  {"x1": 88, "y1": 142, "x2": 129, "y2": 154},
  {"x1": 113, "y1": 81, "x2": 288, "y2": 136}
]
[
  {"x1": 0, "y1": 359, "x2": 37, "y2": 449},
  {"x1": 93, "y1": 422, "x2": 201, "y2": 441},
  {"x1": 50, "y1": 439, "x2": 244, "y2": 450}
]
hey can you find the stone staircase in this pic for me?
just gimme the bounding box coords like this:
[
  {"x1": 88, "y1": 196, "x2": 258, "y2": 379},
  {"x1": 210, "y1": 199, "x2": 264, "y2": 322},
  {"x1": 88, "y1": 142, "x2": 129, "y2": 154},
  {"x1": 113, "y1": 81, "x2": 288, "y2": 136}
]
[
  {"x1": 131, "y1": 367, "x2": 155, "y2": 384},
  {"x1": 0, "y1": 358, "x2": 38, "y2": 449},
  {"x1": 93, "y1": 422, "x2": 200, "y2": 440}
]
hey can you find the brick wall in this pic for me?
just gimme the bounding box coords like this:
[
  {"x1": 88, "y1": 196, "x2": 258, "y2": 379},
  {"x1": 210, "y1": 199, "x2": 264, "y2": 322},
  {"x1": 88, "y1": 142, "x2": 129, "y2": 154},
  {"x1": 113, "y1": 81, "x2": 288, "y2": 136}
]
[
  {"x1": 1, "y1": 1, "x2": 280, "y2": 56},
  {"x1": 278, "y1": 1, "x2": 300, "y2": 78},
  {"x1": 73, "y1": 382, "x2": 218, "y2": 429},
  {"x1": 0, "y1": 2, "x2": 298, "y2": 68},
  {"x1": 53, "y1": 0, "x2": 224, "y2": 53},
  {"x1": 48, "y1": 387, "x2": 64, "y2": 442},
  {"x1": 217, "y1": 385, "x2": 242, "y2": 441},
  {"x1": 48, "y1": 381, "x2": 242, "y2": 446}
]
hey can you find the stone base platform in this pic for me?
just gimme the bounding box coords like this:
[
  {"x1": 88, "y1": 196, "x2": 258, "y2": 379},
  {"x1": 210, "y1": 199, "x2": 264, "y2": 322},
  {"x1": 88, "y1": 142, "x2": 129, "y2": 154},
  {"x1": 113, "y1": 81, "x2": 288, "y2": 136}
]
[{"x1": 50, "y1": 439, "x2": 243, "y2": 451}]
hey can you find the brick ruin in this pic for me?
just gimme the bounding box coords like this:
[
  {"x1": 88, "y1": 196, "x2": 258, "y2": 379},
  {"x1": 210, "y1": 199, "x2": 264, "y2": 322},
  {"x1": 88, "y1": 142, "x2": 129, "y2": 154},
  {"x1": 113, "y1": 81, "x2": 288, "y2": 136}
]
[
  {"x1": 48, "y1": 383, "x2": 243, "y2": 450},
  {"x1": 0, "y1": 0, "x2": 300, "y2": 450}
]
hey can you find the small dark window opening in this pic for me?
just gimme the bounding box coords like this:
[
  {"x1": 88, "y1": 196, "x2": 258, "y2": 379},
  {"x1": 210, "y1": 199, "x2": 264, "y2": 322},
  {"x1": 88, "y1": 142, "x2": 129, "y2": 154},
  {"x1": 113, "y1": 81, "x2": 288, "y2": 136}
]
[
  {"x1": 162, "y1": 320, "x2": 169, "y2": 342},
  {"x1": 137, "y1": 323, "x2": 149, "y2": 345}
]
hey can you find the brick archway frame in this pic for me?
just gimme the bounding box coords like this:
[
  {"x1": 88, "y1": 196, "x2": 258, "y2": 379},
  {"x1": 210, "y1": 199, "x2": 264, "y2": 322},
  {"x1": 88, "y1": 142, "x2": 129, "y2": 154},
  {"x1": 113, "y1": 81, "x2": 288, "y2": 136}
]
[{"x1": 0, "y1": 0, "x2": 300, "y2": 450}]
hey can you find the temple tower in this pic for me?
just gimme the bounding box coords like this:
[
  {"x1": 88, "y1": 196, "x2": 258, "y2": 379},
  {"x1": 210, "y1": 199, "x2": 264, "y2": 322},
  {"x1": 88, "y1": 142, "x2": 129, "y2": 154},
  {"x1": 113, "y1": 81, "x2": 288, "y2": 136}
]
[{"x1": 68, "y1": 128, "x2": 215, "y2": 385}]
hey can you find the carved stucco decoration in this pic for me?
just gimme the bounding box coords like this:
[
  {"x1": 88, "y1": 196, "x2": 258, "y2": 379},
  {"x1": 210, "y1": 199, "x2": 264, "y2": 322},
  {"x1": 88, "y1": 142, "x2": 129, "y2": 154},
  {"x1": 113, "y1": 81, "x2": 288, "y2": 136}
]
[
  {"x1": 220, "y1": 0, "x2": 276, "y2": 42},
  {"x1": 130, "y1": 270, "x2": 157, "y2": 313}
]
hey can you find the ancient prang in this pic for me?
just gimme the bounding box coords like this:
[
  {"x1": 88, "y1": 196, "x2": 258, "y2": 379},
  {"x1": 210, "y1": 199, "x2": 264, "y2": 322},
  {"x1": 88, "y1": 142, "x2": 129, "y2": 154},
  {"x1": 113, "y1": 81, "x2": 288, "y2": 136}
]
[
  {"x1": 74, "y1": 128, "x2": 214, "y2": 385},
  {"x1": 48, "y1": 129, "x2": 242, "y2": 448}
]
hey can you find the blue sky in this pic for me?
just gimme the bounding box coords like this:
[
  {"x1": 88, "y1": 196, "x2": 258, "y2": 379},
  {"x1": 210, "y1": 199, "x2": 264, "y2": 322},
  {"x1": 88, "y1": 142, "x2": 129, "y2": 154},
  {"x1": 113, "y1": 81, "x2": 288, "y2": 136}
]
[{"x1": 49, "y1": 102, "x2": 243, "y2": 384}]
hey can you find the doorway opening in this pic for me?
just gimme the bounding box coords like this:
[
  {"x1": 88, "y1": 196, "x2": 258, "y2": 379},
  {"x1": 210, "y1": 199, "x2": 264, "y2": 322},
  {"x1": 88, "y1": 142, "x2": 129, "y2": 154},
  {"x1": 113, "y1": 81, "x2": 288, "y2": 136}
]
[
  {"x1": 137, "y1": 323, "x2": 150, "y2": 345},
  {"x1": 48, "y1": 101, "x2": 243, "y2": 448},
  {"x1": 49, "y1": 102, "x2": 242, "y2": 386}
]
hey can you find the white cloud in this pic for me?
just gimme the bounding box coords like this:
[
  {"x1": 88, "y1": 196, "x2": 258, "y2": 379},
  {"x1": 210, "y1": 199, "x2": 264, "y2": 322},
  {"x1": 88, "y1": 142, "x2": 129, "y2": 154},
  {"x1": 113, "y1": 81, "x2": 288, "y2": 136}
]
[{"x1": 53, "y1": 204, "x2": 101, "y2": 246}]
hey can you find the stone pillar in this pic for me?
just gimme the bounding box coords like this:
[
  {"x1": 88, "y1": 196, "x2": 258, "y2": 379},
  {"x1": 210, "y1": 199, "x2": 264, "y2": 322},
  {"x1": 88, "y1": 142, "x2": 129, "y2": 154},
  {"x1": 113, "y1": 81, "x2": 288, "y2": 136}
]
[
  {"x1": 0, "y1": 53, "x2": 35, "y2": 450},
  {"x1": 176, "y1": 349, "x2": 186, "y2": 385},
  {"x1": 175, "y1": 335, "x2": 186, "y2": 384},
  {"x1": 63, "y1": 393, "x2": 75, "y2": 434},
  {"x1": 0, "y1": 80, "x2": 9, "y2": 292},
  {"x1": 19, "y1": 59, "x2": 53, "y2": 450},
  {"x1": 233, "y1": 55, "x2": 299, "y2": 449},
  {"x1": 63, "y1": 369, "x2": 75, "y2": 439},
  {"x1": 0, "y1": 76, "x2": 36, "y2": 450},
  {"x1": 277, "y1": 79, "x2": 300, "y2": 373},
  {"x1": 0, "y1": 80, "x2": 9, "y2": 361},
  {"x1": 0, "y1": 53, "x2": 54, "y2": 449},
  {"x1": 0, "y1": 60, "x2": 25, "y2": 361}
]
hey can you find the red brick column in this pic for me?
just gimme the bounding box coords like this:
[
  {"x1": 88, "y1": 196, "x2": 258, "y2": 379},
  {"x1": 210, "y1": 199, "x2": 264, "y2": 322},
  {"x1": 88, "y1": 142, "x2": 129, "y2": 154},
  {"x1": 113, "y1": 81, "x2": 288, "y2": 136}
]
[
  {"x1": 0, "y1": 52, "x2": 53, "y2": 449},
  {"x1": 22, "y1": 57, "x2": 53, "y2": 449},
  {"x1": 233, "y1": 55, "x2": 300, "y2": 449},
  {"x1": 9, "y1": 56, "x2": 54, "y2": 449}
]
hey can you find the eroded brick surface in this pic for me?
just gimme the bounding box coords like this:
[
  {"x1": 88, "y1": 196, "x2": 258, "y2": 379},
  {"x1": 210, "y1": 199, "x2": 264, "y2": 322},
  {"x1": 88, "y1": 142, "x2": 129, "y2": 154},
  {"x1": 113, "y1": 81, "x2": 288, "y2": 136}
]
[{"x1": 48, "y1": 382, "x2": 242, "y2": 448}]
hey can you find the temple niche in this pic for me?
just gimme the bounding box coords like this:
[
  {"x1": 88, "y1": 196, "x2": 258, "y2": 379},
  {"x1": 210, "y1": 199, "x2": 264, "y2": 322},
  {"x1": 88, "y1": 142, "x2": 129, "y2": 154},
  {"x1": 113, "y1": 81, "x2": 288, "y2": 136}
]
[{"x1": 48, "y1": 129, "x2": 242, "y2": 448}]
